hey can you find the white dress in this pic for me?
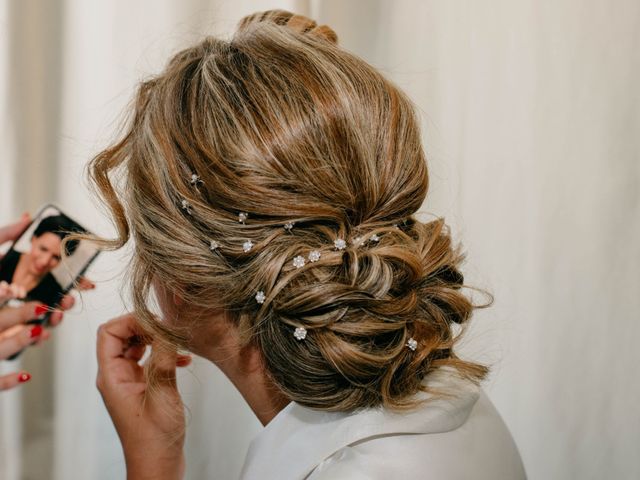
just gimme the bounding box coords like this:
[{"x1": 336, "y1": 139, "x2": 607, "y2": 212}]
[{"x1": 240, "y1": 370, "x2": 526, "y2": 479}]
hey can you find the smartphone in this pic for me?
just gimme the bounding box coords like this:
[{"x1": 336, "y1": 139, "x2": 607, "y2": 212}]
[{"x1": 0, "y1": 204, "x2": 100, "y2": 331}]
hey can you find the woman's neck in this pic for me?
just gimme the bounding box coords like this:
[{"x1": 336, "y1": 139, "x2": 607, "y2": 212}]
[
  {"x1": 196, "y1": 320, "x2": 290, "y2": 426},
  {"x1": 12, "y1": 253, "x2": 41, "y2": 293}
]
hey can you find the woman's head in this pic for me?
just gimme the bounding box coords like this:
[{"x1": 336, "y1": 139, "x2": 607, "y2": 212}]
[
  {"x1": 28, "y1": 215, "x2": 80, "y2": 277},
  {"x1": 90, "y1": 10, "x2": 488, "y2": 411}
]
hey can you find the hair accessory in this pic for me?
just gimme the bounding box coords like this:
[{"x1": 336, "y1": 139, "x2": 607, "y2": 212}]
[
  {"x1": 242, "y1": 240, "x2": 254, "y2": 252},
  {"x1": 406, "y1": 337, "x2": 418, "y2": 351},
  {"x1": 351, "y1": 236, "x2": 364, "y2": 247},
  {"x1": 238, "y1": 212, "x2": 248, "y2": 224},
  {"x1": 293, "y1": 326, "x2": 307, "y2": 341},
  {"x1": 255, "y1": 291, "x2": 266, "y2": 304},
  {"x1": 209, "y1": 240, "x2": 220, "y2": 251},
  {"x1": 308, "y1": 250, "x2": 321, "y2": 262},
  {"x1": 190, "y1": 173, "x2": 203, "y2": 187},
  {"x1": 293, "y1": 255, "x2": 306, "y2": 268},
  {"x1": 181, "y1": 199, "x2": 192, "y2": 215},
  {"x1": 370, "y1": 233, "x2": 380, "y2": 242},
  {"x1": 334, "y1": 238, "x2": 347, "y2": 250},
  {"x1": 284, "y1": 221, "x2": 295, "y2": 231}
]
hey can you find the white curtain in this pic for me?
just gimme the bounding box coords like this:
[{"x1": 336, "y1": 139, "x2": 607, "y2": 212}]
[{"x1": 1, "y1": 1, "x2": 638, "y2": 479}]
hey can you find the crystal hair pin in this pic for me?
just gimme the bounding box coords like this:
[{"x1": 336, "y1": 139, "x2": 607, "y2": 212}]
[
  {"x1": 190, "y1": 173, "x2": 203, "y2": 187},
  {"x1": 255, "y1": 290, "x2": 266, "y2": 304},
  {"x1": 284, "y1": 221, "x2": 295, "y2": 231},
  {"x1": 181, "y1": 199, "x2": 192, "y2": 215},
  {"x1": 238, "y1": 212, "x2": 248, "y2": 224},
  {"x1": 294, "y1": 326, "x2": 307, "y2": 341},
  {"x1": 334, "y1": 238, "x2": 347, "y2": 250},
  {"x1": 406, "y1": 337, "x2": 418, "y2": 351},
  {"x1": 209, "y1": 240, "x2": 220, "y2": 251},
  {"x1": 292, "y1": 255, "x2": 305, "y2": 268},
  {"x1": 242, "y1": 240, "x2": 254, "y2": 252},
  {"x1": 308, "y1": 250, "x2": 321, "y2": 262}
]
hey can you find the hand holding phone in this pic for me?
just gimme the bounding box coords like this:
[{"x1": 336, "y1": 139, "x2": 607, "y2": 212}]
[{"x1": 0, "y1": 205, "x2": 100, "y2": 363}]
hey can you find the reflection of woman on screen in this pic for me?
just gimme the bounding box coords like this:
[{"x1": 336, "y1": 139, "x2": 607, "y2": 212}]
[{"x1": 0, "y1": 215, "x2": 80, "y2": 306}]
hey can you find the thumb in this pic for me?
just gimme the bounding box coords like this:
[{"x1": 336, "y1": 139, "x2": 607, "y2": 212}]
[{"x1": 0, "y1": 214, "x2": 31, "y2": 245}]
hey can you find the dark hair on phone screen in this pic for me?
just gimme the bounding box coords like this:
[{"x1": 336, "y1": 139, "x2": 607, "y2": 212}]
[{"x1": 34, "y1": 215, "x2": 83, "y2": 256}]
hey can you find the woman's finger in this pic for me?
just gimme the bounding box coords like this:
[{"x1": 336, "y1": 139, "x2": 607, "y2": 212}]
[
  {"x1": 32, "y1": 328, "x2": 52, "y2": 346},
  {"x1": 123, "y1": 342, "x2": 147, "y2": 363},
  {"x1": 58, "y1": 294, "x2": 75, "y2": 311},
  {"x1": 0, "y1": 302, "x2": 46, "y2": 331},
  {"x1": 96, "y1": 314, "x2": 146, "y2": 366},
  {"x1": 0, "y1": 371, "x2": 31, "y2": 391},
  {"x1": 76, "y1": 277, "x2": 96, "y2": 291},
  {"x1": 0, "y1": 325, "x2": 45, "y2": 359},
  {"x1": 176, "y1": 354, "x2": 192, "y2": 367},
  {"x1": 0, "y1": 213, "x2": 31, "y2": 246},
  {"x1": 48, "y1": 310, "x2": 64, "y2": 328}
]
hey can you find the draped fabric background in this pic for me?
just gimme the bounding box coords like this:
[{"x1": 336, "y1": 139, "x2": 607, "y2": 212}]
[{"x1": 1, "y1": 1, "x2": 638, "y2": 479}]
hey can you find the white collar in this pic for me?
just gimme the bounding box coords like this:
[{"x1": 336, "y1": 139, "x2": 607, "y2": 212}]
[{"x1": 240, "y1": 371, "x2": 481, "y2": 480}]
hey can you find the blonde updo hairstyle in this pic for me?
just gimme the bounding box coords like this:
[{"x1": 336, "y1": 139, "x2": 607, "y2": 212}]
[{"x1": 90, "y1": 10, "x2": 489, "y2": 411}]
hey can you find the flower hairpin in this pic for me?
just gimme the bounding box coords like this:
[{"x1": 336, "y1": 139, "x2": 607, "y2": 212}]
[
  {"x1": 181, "y1": 199, "x2": 192, "y2": 215},
  {"x1": 284, "y1": 221, "x2": 295, "y2": 231},
  {"x1": 255, "y1": 290, "x2": 266, "y2": 304},
  {"x1": 308, "y1": 250, "x2": 321, "y2": 262},
  {"x1": 370, "y1": 233, "x2": 380, "y2": 242},
  {"x1": 292, "y1": 255, "x2": 306, "y2": 268},
  {"x1": 406, "y1": 337, "x2": 418, "y2": 351},
  {"x1": 334, "y1": 238, "x2": 347, "y2": 250},
  {"x1": 238, "y1": 212, "x2": 248, "y2": 224},
  {"x1": 190, "y1": 173, "x2": 204, "y2": 187},
  {"x1": 209, "y1": 240, "x2": 220, "y2": 251},
  {"x1": 242, "y1": 240, "x2": 254, "y2": 252},
  {"x1": 293, "y1": 326, "x2": 307, "y2": 341}
]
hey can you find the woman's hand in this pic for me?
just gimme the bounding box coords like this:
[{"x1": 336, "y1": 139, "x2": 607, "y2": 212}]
[
  {"x1": 0, "y1": 301, "x2": 50, "y2": 390},
  {"x1": 96, "y1": 314, "x2": 191, "y2": 480},
  {"x1": 0, "y1": 280, "x2": 27, "y2": 303},
  {"x1": 0, "y1": 214, "x2": 95, "y2": 385},
  {"x1": 0, "y1": 214, "x2": 70, "y2": 391}
]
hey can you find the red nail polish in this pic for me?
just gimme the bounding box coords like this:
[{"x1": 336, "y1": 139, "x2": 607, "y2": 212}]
[
  {"x1": 30, "y1": 325, "x2": 43, "y2": 338},
  {"x1": 18, "y1": 372, "x2": 31, "y2": 383},
  {"x1": 34, "y1": 305, "x2": 48, "y2": 316}
]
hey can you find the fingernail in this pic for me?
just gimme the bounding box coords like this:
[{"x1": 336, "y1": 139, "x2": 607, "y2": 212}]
[
  {"x1": 30, "y1": 325, "x2": 43, "y2": 338},
  {"x1": 18, "y1": 372, "x2": 31, "y2": 383},
  {"x1": 34, "y1": 305, "x2": 48, "y2": 316}
]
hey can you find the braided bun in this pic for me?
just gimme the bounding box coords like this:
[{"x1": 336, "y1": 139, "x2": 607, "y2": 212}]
[
  {"x1": 237, "y1": 10, "x2": 338, "y2": 44},
  {"x1": 90, "y1": 10, "x2": 488, "y2": 412},
  {"x1": 256, "y1": 218, "x2": 486, "y2": 410}
]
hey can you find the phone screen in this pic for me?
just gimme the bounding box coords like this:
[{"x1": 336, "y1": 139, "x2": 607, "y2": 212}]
[{"x1": 0, "y1": 204, "x2": 100, "y2": 312}]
